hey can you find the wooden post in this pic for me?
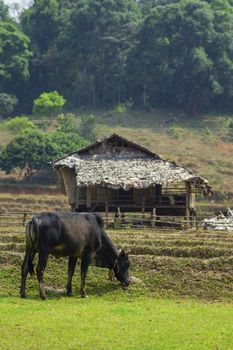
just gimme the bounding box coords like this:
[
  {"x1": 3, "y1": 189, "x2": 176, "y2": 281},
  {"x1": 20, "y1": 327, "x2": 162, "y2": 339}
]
[
  {"x1": 141, "y1": 190, "x2": 146, "y2": 226},
  {"x1": 105, "y1": 187, "x2": 109, "y2": 219},
  {"x1": 105, "y1": 188, "x2": 109, "y2": 227},
  {"x1": 115, "y1": 206, "x2": 121, "y2": 226},
  {"x1": 151, "y1": 208, "x2": 156, "y2": 227},
  {"x1": 23, "y1": 212, "x2": 27, "y2": 226},
  {"x1": 86, "y1": 187, "x2": 92, "y2": 209},
  {"x1": 185, "y1": 181, "x2": 191, "y2": 228},
  {"x1": 105, "y1": 202, "x2": 109, "y2": 218}
]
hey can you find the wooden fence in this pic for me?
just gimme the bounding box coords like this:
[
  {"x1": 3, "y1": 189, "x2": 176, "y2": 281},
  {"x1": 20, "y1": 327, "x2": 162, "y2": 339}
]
[{"x1": 0, "y1": 211, "x2": 232, "y2": 231}]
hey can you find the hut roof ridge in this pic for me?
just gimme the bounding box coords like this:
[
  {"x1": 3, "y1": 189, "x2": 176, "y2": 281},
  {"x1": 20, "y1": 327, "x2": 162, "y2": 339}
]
[{"x1": 54, "y1": 133, "x2": 165, "y2": 162}]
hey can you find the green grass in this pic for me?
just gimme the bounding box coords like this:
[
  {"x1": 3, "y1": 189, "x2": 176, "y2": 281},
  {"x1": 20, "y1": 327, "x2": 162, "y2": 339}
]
[
  {"x1": 0, "y1": 293, "x2": 233, "y2": 349},
  {"x1": 0, "y1": 250, "x2": 232, "y2": 344}
]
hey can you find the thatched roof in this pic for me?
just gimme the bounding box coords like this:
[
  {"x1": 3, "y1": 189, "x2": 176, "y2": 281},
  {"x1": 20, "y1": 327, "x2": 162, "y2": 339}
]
[{"x1": 54, "y1": 134, "x2": 212, "y2": 194}]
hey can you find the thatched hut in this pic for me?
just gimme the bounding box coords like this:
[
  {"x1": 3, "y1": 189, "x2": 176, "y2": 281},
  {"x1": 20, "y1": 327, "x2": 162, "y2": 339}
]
[{"x1": 54, "y1": 134, "x2": 212, "y2": 223}]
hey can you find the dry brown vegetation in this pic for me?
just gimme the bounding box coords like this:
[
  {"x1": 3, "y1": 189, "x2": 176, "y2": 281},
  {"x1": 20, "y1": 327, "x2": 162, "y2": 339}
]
[
  {"x1": 0, "y1": 109, "x2": 232, "y2": 194},
  {"x1": 0, "y1": 192, "x2": 232, "y2": 301}
]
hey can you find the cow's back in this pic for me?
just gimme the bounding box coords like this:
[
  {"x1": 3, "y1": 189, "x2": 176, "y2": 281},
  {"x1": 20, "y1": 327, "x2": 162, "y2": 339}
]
[{"x1": 35, "y1": 212, "x2": 101, "y2": 258}]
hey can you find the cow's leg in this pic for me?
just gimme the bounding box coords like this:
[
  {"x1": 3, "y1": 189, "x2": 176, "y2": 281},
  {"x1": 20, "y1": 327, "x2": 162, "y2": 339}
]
[
  {"x1": 67, "y1": 256, "x2": 77, "y2": 296},
  {"x1": 80, "y1": 247, "x2": 92, "y2": 298},
  {"x1": 20, "y1": 249, "x2": 36, "y2": 298},
  {"x1": 20, "y1": 250, "x2": 30, "y2": 298},
  {"x1": 36, "y1": 251, "x2": 49, "y2": 300}
]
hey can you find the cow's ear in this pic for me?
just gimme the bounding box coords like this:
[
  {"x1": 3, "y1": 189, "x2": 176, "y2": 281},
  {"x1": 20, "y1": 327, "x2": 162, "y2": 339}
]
[{"x1": 118, "y1": 249, "x2": 126, "y2": 258}]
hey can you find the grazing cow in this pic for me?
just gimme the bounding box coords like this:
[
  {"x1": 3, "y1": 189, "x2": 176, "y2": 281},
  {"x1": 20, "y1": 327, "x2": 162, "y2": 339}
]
[{"x1": 20, "y1": 212, "x2": 130, "y2": 300}]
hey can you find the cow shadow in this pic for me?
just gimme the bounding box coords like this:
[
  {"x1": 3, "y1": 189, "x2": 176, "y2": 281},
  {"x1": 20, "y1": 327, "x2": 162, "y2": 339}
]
[
  {"x1": 85, "y1": 280, "x2": 123, "y2": 297},
  {"x1": 0, "y1": 279, "x2": 125, "y2": 301},
  {"x1": 42, "y1": 280, "x2": 122, "y2": 299}
]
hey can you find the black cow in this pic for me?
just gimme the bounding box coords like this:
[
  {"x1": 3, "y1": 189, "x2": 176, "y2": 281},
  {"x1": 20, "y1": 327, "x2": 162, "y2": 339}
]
[{"x1": 20, "y1": 212, "x2": 130, "y2": 300}]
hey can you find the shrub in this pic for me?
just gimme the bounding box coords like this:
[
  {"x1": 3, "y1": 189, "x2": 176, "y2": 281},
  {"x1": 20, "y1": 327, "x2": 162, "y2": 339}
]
[
  {"x1": 0, "y1": 93, "x2": 18, "y2": 119},
  {"x1": 56, "y1": 113, "x2": 76, "y2": 133},
  {"x1": 33, "y1": 91, "x2": 66, "y2": 117},
  {"x1": 0, "y1": 130, "x2": 58, "y2": 176},
  {"x1": 51, "y1": 131, "x2": 89, "y2": 157},
  {"x1": 115, "y1": 103, "x2": 126, "y2": 113},
  {"x1": 4, "y1": 116, "x2": 36, "y2": 135},
  {"x1": 167, "y1": 125, "x2": 185, "y2": 139},
  {"x1": 229, "y1": 120, "x2": 233, "y2": 130}
]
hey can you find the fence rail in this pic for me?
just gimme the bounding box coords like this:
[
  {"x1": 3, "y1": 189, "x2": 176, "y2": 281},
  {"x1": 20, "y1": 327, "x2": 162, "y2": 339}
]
[{"x1": 0, "y1": 211, "x2": 232, "y2": 231}]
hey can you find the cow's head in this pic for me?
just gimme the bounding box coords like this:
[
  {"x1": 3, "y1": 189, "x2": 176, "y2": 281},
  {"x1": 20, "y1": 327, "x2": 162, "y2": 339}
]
[{"x1": 113, "y1": 249, "x2": 130, "y2": 286}]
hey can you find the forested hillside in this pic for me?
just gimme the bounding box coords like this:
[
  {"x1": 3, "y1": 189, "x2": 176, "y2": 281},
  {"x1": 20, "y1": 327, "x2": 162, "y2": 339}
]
[
  {"x1": 2, "y1": 0, "x2": 233, "y2": 113},
  {"x1": 0, "y1": 0, "x2": 233, "y2": 195}
]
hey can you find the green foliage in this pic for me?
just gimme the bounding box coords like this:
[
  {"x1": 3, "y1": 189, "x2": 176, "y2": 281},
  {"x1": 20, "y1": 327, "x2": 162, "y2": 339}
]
[
  {"x1": 0, "y1": 131, "x2": 58, "y2": 175},
  {"x1": 0, "y1": 93, "x2": 18, "y2": 119},
  {"x1": 216, "y1": 116, "x2": 232, "y2": 129},
  {"x1": 79, "y1": 114, "x2": 97, "y2": 142},
  {"x1": 0, "y1": 21, "x2": 31, "y2": 86},
  {"x1": 52, "y1": 113, "x2": 89, "y2": 157},
  {"x1": 114, "y1": 102, "x2": 133, "y2": 113},
  {"x1": 0, "y1": 0, "x2": 9, "y2": 20},
  {"x1": 56, "y1": 113, "x2": 76, "y2": 133},
  {"x1": 228, "y1": 120, "x2": 233, "y2": 138},
  {"x1": 55, "y1": 0, "x2": 141, "y2": 106},
  {"x1": 51, "y1": 131, "x2": 89, "y2": 158},
  {"x1": 4, "y1": 116, "x2": 37, "y2": 135},
  {"x1": 127, "y1": 0, "x2": 233, "y2": 112},
  {"x1": 229, "y1": 120, "x2": 233, "y2": 129},
  {"x1": 0, "y1": 110, "x2": 89, "y2": 176},
  {"x1": 115, "y1": 104, "x2": 126, "y2": 113},
  {"x1": 33, "y1": 91, "x2": 66, "y2": 117},
  {"x1": 3, "y1": 0, "x2": 233, "y2": 113},
  {"x1": 167, "y1": 125, "x2": 185, "y2": 139}
]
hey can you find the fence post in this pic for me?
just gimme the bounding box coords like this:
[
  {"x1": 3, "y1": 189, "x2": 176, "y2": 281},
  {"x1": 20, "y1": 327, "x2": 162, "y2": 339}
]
[
  {"x1": 23, "y1": 211, "x2": 27, "y2": 226},
  {"x1": 151, "y1": 208, "x2": 156, "y2": 227}
]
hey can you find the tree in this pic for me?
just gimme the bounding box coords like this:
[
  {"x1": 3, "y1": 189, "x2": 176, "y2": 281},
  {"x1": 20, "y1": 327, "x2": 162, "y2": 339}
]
[
  {"x1": 4, "y1": 116, "x2": 36, "y2": 134},
  {"x1": 33, "y1": 91, "x2": 66, "y2": 117},
  {"x1": 20, "y1": 0, "x2": 61, "y2": 103},
  {"x1": 0, "y1": 0, "x2": 9, "y2": 20},
  {"x1": 56, "y1": 113, "x2": 76, "y2": 133},
  {"x1": 127, "y1": 0, "x2": 233, "y2": 113},
  {"x1": 52, "y1": 113, "x2": 90, "y2": 156},
  {"x1": 51, "y1": 131, "x2": 89, "y2": 158},
  {"x1": 55, "y1": 0, "x2": 141, "y2": 107},
  {"x1": 0, "y1": 130, "x2": 58, "y2": 176},
  {"x1": 0, "y1": 21, "x2": 31, "y2": 91},
  {"x1": 0, "y1": 93, "x2": 18, "y2": 119}
]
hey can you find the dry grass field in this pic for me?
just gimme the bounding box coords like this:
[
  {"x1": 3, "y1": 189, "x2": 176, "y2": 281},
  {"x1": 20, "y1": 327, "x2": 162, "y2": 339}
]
[
  {"x1": 0, "y1": 109, "x2": 232, "y2": 194},
  {"x1": 0, "y1": 192, "x2": 232, "y2": 301}
]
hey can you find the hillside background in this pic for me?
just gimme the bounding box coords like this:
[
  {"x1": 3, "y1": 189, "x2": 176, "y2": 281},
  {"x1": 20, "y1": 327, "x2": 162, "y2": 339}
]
[
  {"x1": 0, "y1": 0, "x2": 233, "y2": 200},
  {"x1": 0, "y1": 108, "x2": 232, "y2": 196}
]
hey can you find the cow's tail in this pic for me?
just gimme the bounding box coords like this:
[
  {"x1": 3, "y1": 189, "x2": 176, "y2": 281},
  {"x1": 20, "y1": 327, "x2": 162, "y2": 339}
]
[{"x1": 25, "y1": 217, "x2": 39, "y2": 276}]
